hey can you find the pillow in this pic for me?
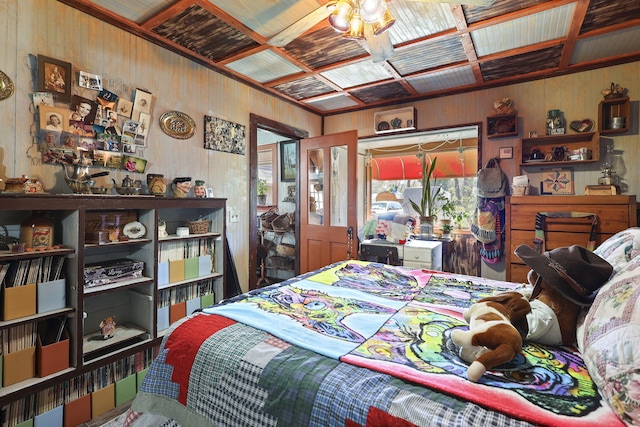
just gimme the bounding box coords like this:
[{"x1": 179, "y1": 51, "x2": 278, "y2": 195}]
[
  {"x1": 593, "y1": 227, "x2": 640, "y2": 273},
  {"x1": 578, "y1": 251, "x2": 640, "y2": 425}
]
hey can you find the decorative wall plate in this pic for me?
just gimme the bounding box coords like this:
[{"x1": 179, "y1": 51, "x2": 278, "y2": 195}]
[
  {"x1": 0, "y1": 69, "x2": 14, "y2": 101},
  {"x1": 377, "y1": 121, "x2": 390, "y2": 131},
  {"x1": 159, "y1": 110, "x2": 196, "y2": 139}
]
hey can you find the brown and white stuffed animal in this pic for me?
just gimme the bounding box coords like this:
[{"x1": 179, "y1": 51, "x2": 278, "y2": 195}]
[
  {"x1": 453, "y1": 244, "x2": 613, "y2": 382},
  {"x1": 451, "y1": 292, "x2": 531, "y2": 382}
]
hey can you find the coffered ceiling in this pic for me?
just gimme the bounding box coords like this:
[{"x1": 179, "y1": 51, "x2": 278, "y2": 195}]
[{"x1": 59, "y1": 0, "x2": 640, "y2": 116}]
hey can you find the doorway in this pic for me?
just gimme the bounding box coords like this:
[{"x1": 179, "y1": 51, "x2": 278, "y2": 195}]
[{"x1": 249, "y1": 114, "x2": 308, "y2": 290}]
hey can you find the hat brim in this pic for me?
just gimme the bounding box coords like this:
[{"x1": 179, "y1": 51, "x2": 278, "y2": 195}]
[{"x1": 514, "y1": 245, "x2": 595, "y2": 306}]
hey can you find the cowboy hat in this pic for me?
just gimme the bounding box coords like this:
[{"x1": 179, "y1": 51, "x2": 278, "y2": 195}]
[{"x1": 514, "y1": 244, "x2": 613, "y2": 306}]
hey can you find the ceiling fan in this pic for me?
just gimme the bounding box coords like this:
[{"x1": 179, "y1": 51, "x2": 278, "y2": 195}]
[{"x1": 267, "y1": 0, "x2": 496, "y2": 63}]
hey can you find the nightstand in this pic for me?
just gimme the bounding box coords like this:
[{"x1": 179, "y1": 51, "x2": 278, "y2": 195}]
[{"x1": 403, "y1": 240, "x2": 442, "y2": 270}]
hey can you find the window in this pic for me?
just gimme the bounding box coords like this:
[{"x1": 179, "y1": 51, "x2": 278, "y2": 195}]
[{"x1": 361, "y1": 125, "x2": 480, "y2": 228}]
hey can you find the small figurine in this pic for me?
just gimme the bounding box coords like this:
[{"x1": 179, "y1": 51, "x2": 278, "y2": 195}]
[
  {"x1": 99, "y1": 316, "x2": 116, "y2": 339},
  {"x1": 194, "y1": 180, "x2": 206, "y2": 198},
  {"x1": 491, "y1": 97, "x2": 514, "y2": 115},
  {"x1": 172, "y1": 177, "x2": 192, "y2": 197}
]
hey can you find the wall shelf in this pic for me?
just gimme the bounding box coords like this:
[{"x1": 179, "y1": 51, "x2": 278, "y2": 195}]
[
  {"x1": 516, "y1": 132, "x2": 599, "y2": 168},
  {"x1": 598, "y1": 96, "x2": 630, "y2": 135},
  {"x1": 374, "y1": 107, "x2": 416, "y2": 134}
]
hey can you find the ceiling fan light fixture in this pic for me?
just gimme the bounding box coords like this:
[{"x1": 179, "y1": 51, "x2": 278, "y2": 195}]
[
  {"x1": 328, "y1": 0, "x2": 355, "y2": 33},
  {"x1": 360, "y1": 0, "x2": 386, "y2": 24},
  {"x1": 345, "y1": 13, "x2": 365, "y2": 39},
  {"x1": 371, "y1": 8, "x2": 395, "y2": 36}
]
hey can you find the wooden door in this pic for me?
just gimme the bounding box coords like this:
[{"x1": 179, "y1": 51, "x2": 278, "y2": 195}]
[{"x1": 300, "y1": 130, "x2": 358, "y2": 273}]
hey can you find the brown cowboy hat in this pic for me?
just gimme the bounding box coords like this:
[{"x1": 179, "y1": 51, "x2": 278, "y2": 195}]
[{"x1": 514, "y1": 244, "x2": 613, "y2": 306}]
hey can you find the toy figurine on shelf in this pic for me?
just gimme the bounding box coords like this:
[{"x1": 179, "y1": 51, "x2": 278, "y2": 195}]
[{"x1": 99, "y1": 316, "x2": 116, "y2": 339}]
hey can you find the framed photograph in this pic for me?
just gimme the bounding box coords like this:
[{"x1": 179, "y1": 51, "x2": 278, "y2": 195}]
[
  {"x1": 38, "y1": 105, "x2": 69, "y2": 132},
  {"x1": 499, "y1": 146, "x2": 513, "y2": 159},
  {"x1": 132, "y1": 89, "x2": 152, "y2": 120},
  {"x1": 116, "y1": 98, "x2": 133, "y2": 118},
  {"x1": 70, "y1": 95, "x2": 98, "y2": 124},
  {"x1": 37, "y1": 55, "x2": 72, "y2": 103},
  {"x1": 280, "y1": 140, "x2": 297, "y2": 182},
  {"x1": 540, "y1": 168, "x2": 574, "y2": 195},
  {"x1": 33, "y1": 92, "x2": 54, "y2": 107},
  {"x1": 78, "y1": 71, "x2": 102, "y2": 90},
  {"x1": 123, "y1": 155, "x2": 147, "y2": 173}
]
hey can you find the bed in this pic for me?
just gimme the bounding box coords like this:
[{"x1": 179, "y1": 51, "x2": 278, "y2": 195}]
[{"x1": 124, "y1": 229, "x2": 640, "y2": 427}]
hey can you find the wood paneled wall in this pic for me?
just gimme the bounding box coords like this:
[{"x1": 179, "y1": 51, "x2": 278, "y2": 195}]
[
  {"x1": 0, "y1": 0, "x2": 322, "y2": 292},
  {"x1": 326, "y1": 61, "x2": 640, "y2": 281}
]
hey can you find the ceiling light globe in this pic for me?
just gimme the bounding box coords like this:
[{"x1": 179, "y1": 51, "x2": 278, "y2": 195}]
[
  {"x1": 328, "y1": 0, "x2": 354, "y2": 32},
  {"x1": 371, "y1": 8, "x2": 395, "y2": 35},
  {"x1": 360, "y1": 0, "x2": 386, "y2": 23}
]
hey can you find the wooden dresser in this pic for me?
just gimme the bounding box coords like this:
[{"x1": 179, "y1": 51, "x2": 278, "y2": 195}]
[{"x1": 506, "y1": 195, "x2": 637, "y2": 283}]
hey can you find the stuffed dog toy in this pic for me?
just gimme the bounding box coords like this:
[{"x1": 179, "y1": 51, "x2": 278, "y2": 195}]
[
  {"x1": 453, "y1": 244, "x2": 613, "y2": 382},
  {"x1": 451, "y1": 292, "x2": 531, "y2": 382}
]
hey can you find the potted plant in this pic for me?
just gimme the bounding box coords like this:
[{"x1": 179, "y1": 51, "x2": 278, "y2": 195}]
[
  {"x1": 257, "y1": 178, "x2": 268, "y2": 205},
  {"x1": 441, "y1": 222, "x2": 454, "y2": 239},
  {"x1": 452, "y1": 208, "x2": 470, "y2": 229},
  {"x1": 410, "y1": 156, "x2": 441, "y2": 236},
  {"x1": 410, "y1": 156, "x2": 441, "y2": 218}
]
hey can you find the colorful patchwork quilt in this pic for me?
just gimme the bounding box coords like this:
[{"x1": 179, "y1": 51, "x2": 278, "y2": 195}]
[{"x1": 125, "y1": 261, "x2": 623, "y2": 427}]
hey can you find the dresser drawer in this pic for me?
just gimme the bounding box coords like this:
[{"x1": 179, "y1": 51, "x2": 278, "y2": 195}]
[
  {"x1": 402, "y1": 240, "x2": 442, "y2": 270},
  {"x1": 404, "y1": 245, "x2": 433, "y2": 262},
  {"x1": 403, "y1": 260, "x2": 433, "y2": 269}
]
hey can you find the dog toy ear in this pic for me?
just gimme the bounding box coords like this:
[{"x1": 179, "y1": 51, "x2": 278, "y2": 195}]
[{"x1": 477, "y1": 292, "x2": 531, "y2": 321}]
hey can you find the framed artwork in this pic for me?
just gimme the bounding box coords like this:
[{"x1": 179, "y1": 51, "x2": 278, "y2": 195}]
[
  {"x1": 204, "y1": 115, "x2": 246, "y2": 155},
  {"x1": 541, "y1": 168, "x2": 574, "y2": 195},
  {"x1": 486, "y1": 114, "x2": 517, "y2": 139},
  {"x1": 280, "y1": 140, "x2": 297, "y2": 182},
  {"x1": 499, "y1": 146, "x2": 513, "y2": 159},
  {"x1": 38, "y1": 105, "x2": 69, "y2": 132},
  {"x1": 37, "y1": 55, "x2": 72, "y2": 103}
]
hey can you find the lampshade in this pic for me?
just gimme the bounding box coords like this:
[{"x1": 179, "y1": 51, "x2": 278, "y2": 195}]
[
  {"x1": 344, "y1": 12, "x2": 365, "y2": 39},
  {"x1": 328, "y1": 0, "x2": 355, "y2": 33},
  {"x1": 371, "y1": 7, "x2": 395, "y2": 35},
  {"x1": 360, "y1": 0, "x2": 386, "y2": 24}
]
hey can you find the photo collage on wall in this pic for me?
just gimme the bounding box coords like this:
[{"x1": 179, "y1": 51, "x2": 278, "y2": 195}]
[{"x1": 35, "y1": 55, "x2": 150, "y2": 172}]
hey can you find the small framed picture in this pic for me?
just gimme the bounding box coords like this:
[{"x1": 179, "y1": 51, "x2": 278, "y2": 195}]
[
  {"x1": 541, "y1": 168, "x2": 574, "y2": 195},
  {"x1": 499, "y1": 146, "x2": 513, "y2": 159},
  {"x1": 38, "y1": 105, "x2": 70, "y2": 132},
  {"x1": 79, "y1": 71, "x2": 102, "y2": 90},
  {"x1": 37, "y1": 55, "x2": 72, "y2": 103},
  {"x1": 206, "y1": 188, "x2": 214, "y2": 198},
  {"x1": 529, "y1": 131, "x2": 538, "y2": 138}
]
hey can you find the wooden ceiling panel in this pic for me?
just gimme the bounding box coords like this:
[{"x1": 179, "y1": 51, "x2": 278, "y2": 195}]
[
  {"x1": 349, "y1": 81, "x2": 412, "y2": 104},
  {"x1": 151, "y1": 4, "x2": 260, "y2": 62},
  {"x1": 272, "y1": 76, "x2": 337, "y2": 100},
  {"x1": 581, "y1": 0, "x2": 640, "y2": 34},
  {"x1": 283, "y1": 27, "x2": 369, "y2": 69},
  {"x1": 480, "y1": 45, "x2": 563, "y2": 81}
]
